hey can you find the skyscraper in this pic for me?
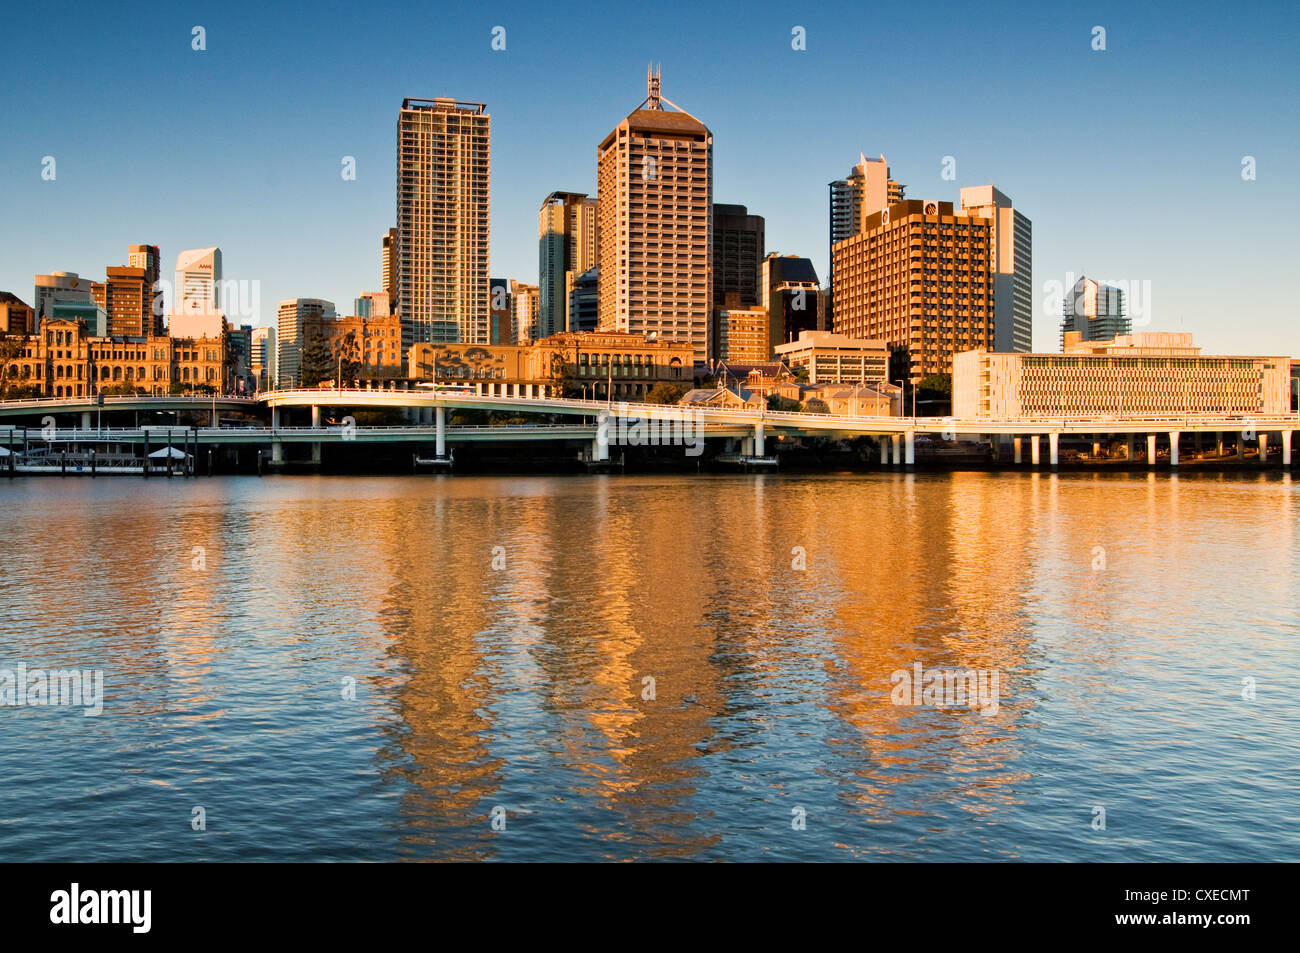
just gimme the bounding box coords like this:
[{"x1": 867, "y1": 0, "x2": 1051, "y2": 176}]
[
  {"x1": 538, "y1": 192, "x2": 597, "y2": 338},
  {"x1": 510, "y1": 281, "x2": 539, "y2": 344},
  {"x1": 832, "y1": 200, "x2": 993, "y2": 381},
  {"x1": 961, "y1": 186, "x2": 1032, "y2": 352},
  {"x1": 597, "y1": 68, "x2": 712, "y2": 364},
  {"x1": 175, "y1": 247, "x2": 222, "y2": 310},
  {"x1": 382, "y1": 228, "x2": 397, "y2": 303},
  {"x1": 761, "y1": 253, "x2": 826, "y2": 354},
  {"x1": 1060, "y1": 276, "x2": 1128, "y2": 348},
  {"x1": 397, "y1": 97, "x2": 490, "y2": 349}
]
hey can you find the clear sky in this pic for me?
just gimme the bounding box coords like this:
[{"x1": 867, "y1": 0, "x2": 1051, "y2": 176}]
[{"x1": 2, "y1": 0, "x2": 1297, "y2": 355}]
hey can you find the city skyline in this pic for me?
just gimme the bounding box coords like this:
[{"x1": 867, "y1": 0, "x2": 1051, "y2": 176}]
[{"x1": 1, "y1": 1, "x2": 1297, "y2": 357}]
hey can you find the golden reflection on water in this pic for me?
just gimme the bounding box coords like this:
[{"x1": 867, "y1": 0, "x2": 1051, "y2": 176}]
[{"x1": 3, "y1": 471, "x2": 1295, "y2": 859}]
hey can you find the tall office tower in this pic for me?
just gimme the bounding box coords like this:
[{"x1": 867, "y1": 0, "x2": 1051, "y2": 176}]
[
  {"x1": 92, "y1": 266, "x2": 152, "y2": 337},
  {"x1": 509, "y1": 281, "x2": 539, "y2": 344},
  {"x1": 276, "y1": 298, "x2": 335, "y2": 386},
  {"x1": 1060, "y1": 276, "x2": 1128, "y2": 348},
  {"x1": 488, "y1": 278, "x2": 511, "y2": 344},
  {"x1": 761, "y1": 254, "x2": 826, "y2": 354},
  {"x1": 382, "y1": 228, "x2": 398, "y2": 303},
  {"x1": 832, "y1": 199, "x2": 994, "y2": 382},
  {"x1": 128, "y1": 244, "x2": 163, "y2": 331},
  {"x1": 250, "y1": 325, "x2": 277, "y2": 391},
  {"x1": 829, "y1": 154, "x2": 904, "y2": 272},
  {"x1": 538, "y1": 192, "x2": 597, "y2": 337},
  {"x1": 960, "y1": 186, "x2": 1032, "y2": 352},
  {"x1": 712, "y1": 203, "x2": 764, "y2": 308},
  {"x1": 597, "y1": 68, "x2": 713, "y2": 364},
  {"x1": 175, "y1": 247, "x2": 222, "y2": 310},
  {"x1": 396, "y1": 97, "x2": 490, "y2": 348}
]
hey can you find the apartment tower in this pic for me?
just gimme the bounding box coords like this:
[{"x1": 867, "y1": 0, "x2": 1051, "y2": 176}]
[
  {"x1": 596, "y1": 68, "x2": 712, "y2": 364},
  {"x1": 397, "y1": 97, "x2": 490, "y2": 349}
]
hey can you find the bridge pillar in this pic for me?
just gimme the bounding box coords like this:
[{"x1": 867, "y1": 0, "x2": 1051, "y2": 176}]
[
  {"x1": 1048, "y1": 431, "x2": 1060, "y2": 469},
  {"x1": 880, "y1": 439, "x2": 889, "y2": 465},
  {"x1": 1237, "y1": 433, "x2": 1245, "y2": 459},
  {"x1": 890, "y1": 434, "x2": 901, "y2": 466},
  {"x1": 311, "y1": 405, "x2": 321, "y2": 428},
  {"x1": 271, "y1": 440, "x2": 283, "y2": 464},
  {"x1": 1013, "y1": 436, "x2": 1022, "y2": 464},
  {"x1": 1030, "y1": 435, "x2": 1040, "y2": 467},
  {"x1": 1216, "y1": 433, "x2": 1224, "y2": 456},
  {"x1": 1126, "y1": 434, "x2": 1135, "y2": 460},
  {"x1": 80, "y1": 411, "x2": 91, "y2": 430},
  {"x1": 754, "y1": 422, "x2": 765, "y2": 457},
  {"x1": 595, "y1": 412, "x2": 610, "y2": 461},
  {"x1": 1259, "y1": 432, "x2": 1269, "y2": 464},
  {"x1": 436, "y1": 406, "x2": 447, "y2": 458},
  {"x1": 311, "y1": 442, "x2": 321, "y2": 464},
  {"x1": 272, "y1": 406, "x2": 280, "y2": 430},
  {"x1": 1282, "y1": 430, "x2": 1293, "y2": 466},
  {"x1": 1169, "y1": 430, "x2": 1180, "y2": 467},
  {"x1": 1092, "y1": 439, "x2": 1101, "y2": 458},
  {"x1": 211, "y1": 406, "x2": 219, "y2": 428},
  {"x1": 904, "y1": 430, "x2": 915, "y2": 468},
  {"x1": 1147, "y1": 434, "x2": 1157, "y2": 465}
]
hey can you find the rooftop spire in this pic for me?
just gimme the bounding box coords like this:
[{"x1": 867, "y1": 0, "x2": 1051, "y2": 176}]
[{"x1": 646, "y1": 63, "x2": 662, "y2": 109}]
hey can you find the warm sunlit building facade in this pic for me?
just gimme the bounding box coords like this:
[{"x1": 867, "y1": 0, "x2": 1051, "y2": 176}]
[
  {"x1": 597, "y1": 69, "x2": 712, "y2": 364},
  {"x1": 539, "y1": 192, "x2": 597, "y2": 337},
  {"x1": 774, "y1": 330, "x2": 889, "y2": 385},
  {"x1": 953, "y1": 332, "x2": 1293, "y2": 418},
  {"x1": 397, "y1": 97, "x2": 490, "y2": 348},
  {"x1": 832, "y1": 199, "x2": 994, "y2": 382}
]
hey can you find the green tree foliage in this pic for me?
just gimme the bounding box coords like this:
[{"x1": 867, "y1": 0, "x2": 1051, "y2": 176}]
[
  {"x1": 299, "y1": 332, "x2": 334, "y2": 386},
  {"x1": 645, "y1": 382, "x2": 689, "y2": 404}
]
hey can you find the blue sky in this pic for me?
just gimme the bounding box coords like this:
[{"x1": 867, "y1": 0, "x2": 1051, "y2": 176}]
[{"x1": 2, "y1": 0, "x2": 1297, "y2": 354}]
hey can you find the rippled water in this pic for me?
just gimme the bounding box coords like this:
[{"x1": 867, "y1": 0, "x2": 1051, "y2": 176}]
[{"x1": 0, "y1": 472, "x2": 1296, "y2": 861}]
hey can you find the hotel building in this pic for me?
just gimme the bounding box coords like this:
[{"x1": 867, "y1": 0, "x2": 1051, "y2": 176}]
[
  {"x1": 597, "y1": 68, "x2": 712, "y2": 364},
  {"x1": 92, "y1": 266, "x2": 153, "y2": 337},
  {"x1": 832, "y1": 199, "x2": 994, "y2": 382},
  {"x1": 538, "y1": 192, "x2": 597, "y2": 337},
  {"x1": 774, "y1": 330, "x2": 889, "y2": 385},
  {"x1": 828, "y1": 154, "x2": 904, "y2": 299},
  {"x1": 953, "y1": 332, "x2": 1292, "y2": 418},
  {"x1": 397, "y1": 97, "x2": 490, "y2": 348},
  {"x1": 716, "y1": 300, "x2": 770, "y2": 364}
]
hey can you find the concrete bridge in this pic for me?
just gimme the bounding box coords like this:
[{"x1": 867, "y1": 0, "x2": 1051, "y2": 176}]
[{"x1": 0, "y1": 388, "x2": 1296, "y2": 468}]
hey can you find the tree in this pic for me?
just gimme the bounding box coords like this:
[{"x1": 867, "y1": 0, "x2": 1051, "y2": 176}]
[
  {"x1": 0, "y1": 336, "x2": 26, "y2": 398},
  {"x1": 792, "y1": 366, "x2": 810, "y2": 384},
  {"x1": 645, "y1": 382, "x2": 688, "y2": 404},
  {"x1": 337, "y1": 330, "x2": 363, "y2": 385},
  {"x1": 299, "y1": 332, "x2": 333, "y2": 386},
  {"x1": 917, "y1": 373, "x2": 952, "y2": 402},
  {"x1": 766, "y1": 394, "x2": 802, "y2": 412}
]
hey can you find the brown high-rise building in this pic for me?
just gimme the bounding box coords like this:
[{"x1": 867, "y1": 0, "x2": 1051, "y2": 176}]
[
  {"x1": 91, "y1": 266, "x2": 153, "y2": 337},
  {"x1": 832, "y1": 199, "x2": 993, "y2": 382},
  {"x1": 128, "y1": 244, "x2": 163, "y2": 333},
  {"x1": 597, "y1": 68, "x2": 712, "y2": 364}
]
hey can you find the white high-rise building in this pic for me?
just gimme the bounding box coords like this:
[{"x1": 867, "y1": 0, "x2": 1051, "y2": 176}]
[
  {"x1": 960, "y1": 186, "x2": 1032, "y2": 353},
  {"x1": 175, "y1": 247, "x2": 223, "y2": 311},
  {"x1": 250, "y1": 326, "x2": 277, "y2": 391}
]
